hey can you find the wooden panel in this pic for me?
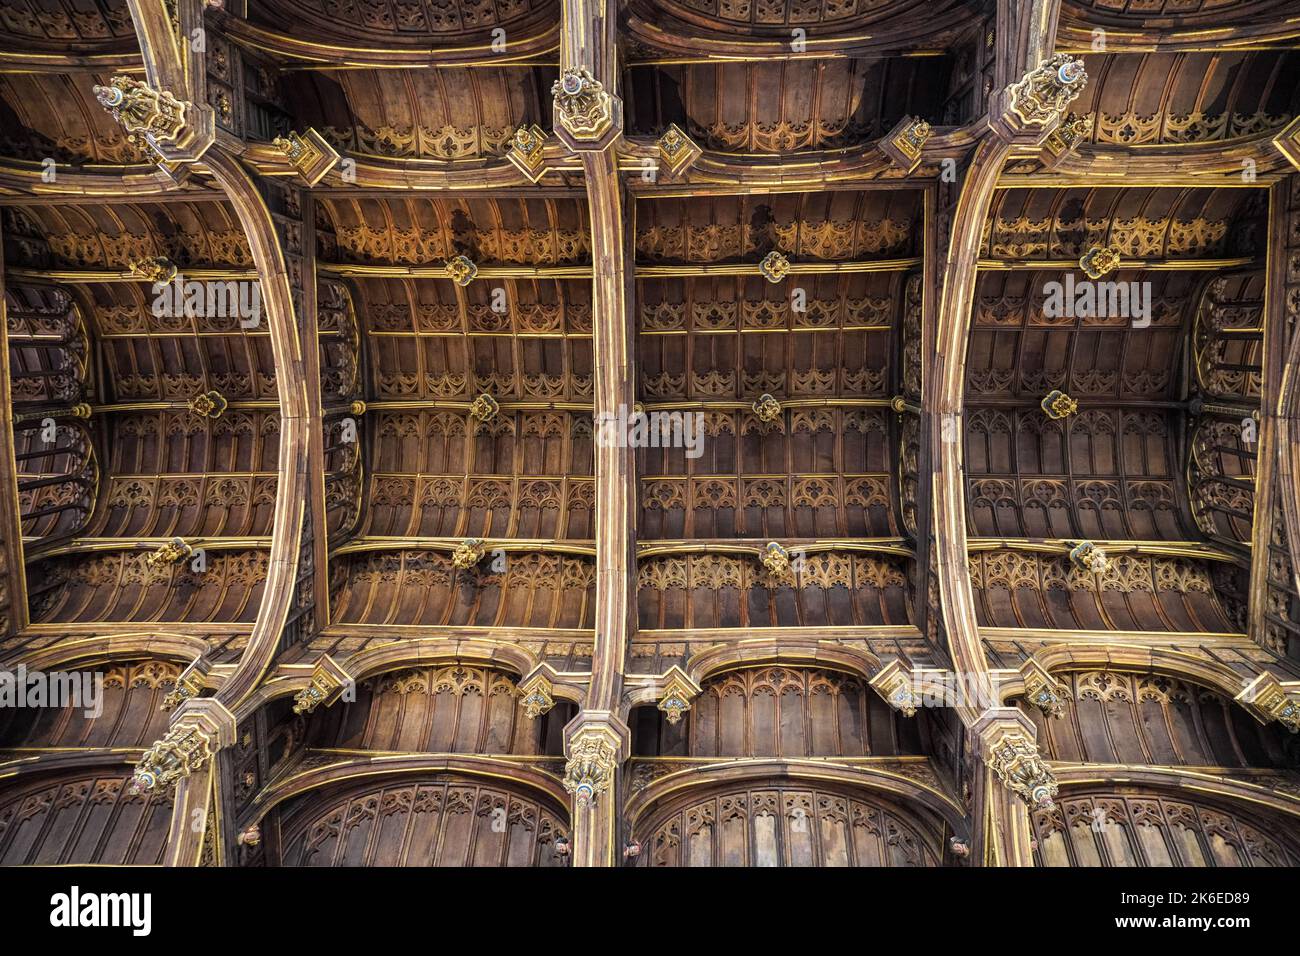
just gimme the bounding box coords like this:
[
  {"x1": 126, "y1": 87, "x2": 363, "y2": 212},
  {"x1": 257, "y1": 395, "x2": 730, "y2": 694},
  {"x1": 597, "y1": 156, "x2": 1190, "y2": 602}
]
[
  {"x1": 279, "y1": 775, "x2": 568, "y2": 867},
  {"x1": 638, "y1": 779, "x2": 940, "y2": 867},
  {"x1": 0, "y1": 771, "x2": 173, "y2": 865},
  {"x1": 632, "y1": 665, "x2": 923, "y2": 757},
  {"x1": 1026, "y1": 670, "x2": 1294, "y2": 768},
  {"x1": 1032, "y1": 789, "x2": 1300, "y2": 867},
  {"x1": 969, "y1": 550, "x2": 1241, "y2": 632},
  {"x1": 638, "y1": 552, "x2": 911, "y2": 629},
  {"x1": 0, "y1": 660, "x2": 179, "y2": 749},
  {"x1": 307, "y1": 664, "x2": 571, "y2": 755}
]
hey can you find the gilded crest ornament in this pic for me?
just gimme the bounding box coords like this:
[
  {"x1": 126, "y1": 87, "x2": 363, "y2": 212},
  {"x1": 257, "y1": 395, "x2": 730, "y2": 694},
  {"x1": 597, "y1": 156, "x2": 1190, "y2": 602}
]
[
  {"x1": 270, "y1": 129, "x2": 340, "y2": 185},
  {"x1": 147, "y1": 536, "x2": 193, "y2": 570},
  {"x1": 657, "y1": 672, "x2": 699, "y2": 726},
  {"x1": 1235, "y1": 674, "x2": 1300, "y2": 733},
  {"x1": 188, "y1": 389, "x2": 229, "y2": 419},
  {"x1": 880, "y1": 116, "x2": 932, "y2": 170},
  {"x1": 1044, "y1": 112, "x2": 1094, "y2": 162},
  {"x1": 292, "y1": 657, "x2": 351, "y2": 715},
  {"x1": 128, "y1": 256, "x2": 178, "y2": 284},
  {"x1": 759, "y1": 250, "x2": 791, "y2": 283},
  {"x1": 445, "y1": 255, "x2": 478, "y2": 287},
  {"x1": 1068, "y1": 540, "x2": 1111, "y2": 574},
  {"x1": 552, "y1": 68, "x2": 615, "y2": 141},
  {"x1": 1023, "y1": 670, "x2": 1068, "y2": 719},
  {"x1": 761, "y1": 541, "x2": 792, "y2": 580},
  {"x1": 1005, "y1": 54, "x2": 1089, "y2": 128},
  {"x1": 451, "y1": 537, "x2": 487, "y2": 570},
  {"x1": 1079, "y1": 245, "x2": 1122, "y2": 279},
  {"x1": 1040, "y1": 389, "x2": 1077, "y2": 420},
  {"x1": 468, "y1": 392, "x2": 499, "y2": 424},
  {"x1": 752, "y1": 393, "x2": 782, "y2": 423}
]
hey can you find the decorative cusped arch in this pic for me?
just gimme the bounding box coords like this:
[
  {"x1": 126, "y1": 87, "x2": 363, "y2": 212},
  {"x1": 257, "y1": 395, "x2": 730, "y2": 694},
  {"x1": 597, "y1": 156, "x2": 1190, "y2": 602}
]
[
  {"x1": 273, "y1": 769, "x2": 569, "y2": 867},
  {"x1": 628, "y1": 769, "x2": 953, "y2": 867},
  {"x1": 0, "y1": 768, "x2": 173, "y2": 865},
  {"x1": 1031, "y1": 783, "x2": 1300, "y2": 867}
]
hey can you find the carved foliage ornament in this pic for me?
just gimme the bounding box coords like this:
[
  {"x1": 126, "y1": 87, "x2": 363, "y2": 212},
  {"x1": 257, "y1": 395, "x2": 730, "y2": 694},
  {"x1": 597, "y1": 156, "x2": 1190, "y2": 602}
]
[
  {"x1": 445, "y1": 255, "x2": 478, "y2": 287},
  {"x1": 146, "y1": 536, "x2": 193, "y2": 570},
  {"x1": 451, "y1": 537, "x2": 487, "y2": 570},
  {"x1": 752, "y1": 393, "x2": 782, "y2": 423},
  {"x1": 128, "y1": 256, "x2": 178, "y2": 283},
  {"x1": 1068, "y1": 540, "x2": 1111, "y2": 574},
  {"x1": 1006, "y1": 55, "x2": 1089, "y2": 129},
  {"x1": 188, "y1": 389, "x2": 228, "y2": 419},
  {"x1": 552, "y1": 69, "x2": 615, "y2": 142}
]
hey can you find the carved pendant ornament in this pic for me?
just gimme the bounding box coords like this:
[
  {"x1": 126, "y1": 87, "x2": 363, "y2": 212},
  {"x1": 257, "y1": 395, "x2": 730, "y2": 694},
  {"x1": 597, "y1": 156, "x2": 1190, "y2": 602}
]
[
  {"x1": 563, "y1": 726, "x2": 620, "y2": 806},
  {"x1": 552, "y1": 68, "x2": 615, "y2": 142},
  {"x1": 986, "y1": 729, "x2": 1058, "y2": 809},
  {"x1": 1006, "y1": 54, "x2": 1089, "y2": 129},
  {"x1": 94, "y1": 76, "x2": 188, "y2": 150}
]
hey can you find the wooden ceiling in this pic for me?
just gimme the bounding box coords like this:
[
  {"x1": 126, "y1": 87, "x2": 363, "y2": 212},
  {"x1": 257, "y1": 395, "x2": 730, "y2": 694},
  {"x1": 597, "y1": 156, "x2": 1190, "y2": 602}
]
[{"x1": 1, "y1": 0, "x2": 1299, "y2": 870}]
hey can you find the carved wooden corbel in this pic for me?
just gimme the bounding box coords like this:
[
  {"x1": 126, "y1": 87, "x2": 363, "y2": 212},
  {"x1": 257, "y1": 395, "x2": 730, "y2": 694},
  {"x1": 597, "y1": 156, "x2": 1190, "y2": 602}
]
[{"x1": 292, "y1": 655, "x2": 354, "y2": 715}]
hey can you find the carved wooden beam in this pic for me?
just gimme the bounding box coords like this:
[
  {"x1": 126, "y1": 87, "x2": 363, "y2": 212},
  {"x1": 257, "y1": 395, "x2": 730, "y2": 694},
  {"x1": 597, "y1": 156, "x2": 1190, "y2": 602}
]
[
  {"x1": 0, "y1": 222, "x2": 28, "y2": 638},
  {"x1": 116, "y1": 0, "x2": 214, "y2": 164},
  {"x1": 930, "y1": 0, "x2": 1067, "y2": 867},
  {"x1": 198, "y1": 147, "x2": 309, "y2": 716},
  {"x1": 1056, "y1": 20, "x2": 1300, "y2": 54},
  {"x1": 0, "y1": 160, "x2": 221, "y2": 201},
  {"x1": 1004, "y1": 137, "x2": 1294, "y2": 187},
  {"x1": 0, "y1": 51, "x2": 141, "y2": 73},
  {"x1": 211, "y1": 10, "x2": 559, "y2": 69},
  {"x1": 555, "y1": 0, "x2": 632, "y2": 868},
  {"x1": 1252, "y1": 176, "x2": 1300, "y2": 649}
]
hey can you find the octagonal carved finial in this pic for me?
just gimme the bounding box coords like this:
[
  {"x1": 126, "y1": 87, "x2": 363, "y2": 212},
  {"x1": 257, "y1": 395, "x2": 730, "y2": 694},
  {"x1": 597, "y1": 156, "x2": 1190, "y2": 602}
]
[
  {"x1": 1006, "y1": 54, "x2": 1088, "y2": 128},
  {"x1": 94, "y1": 75, "x2": 187, "y2": 147},
  {"x1": 552, "y1": 68, "x2": 617, "y2": 146},
  {"x1": 984, "y1": 725, "x2": 1058, "y2": 810}
]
